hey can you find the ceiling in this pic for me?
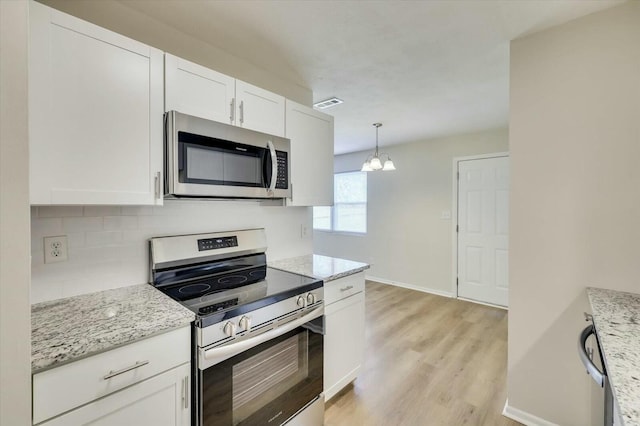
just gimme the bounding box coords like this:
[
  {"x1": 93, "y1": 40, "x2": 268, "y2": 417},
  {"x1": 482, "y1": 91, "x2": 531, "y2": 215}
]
[{"x1": 119, "y1": 0, "x2": 622, "y2": 155}]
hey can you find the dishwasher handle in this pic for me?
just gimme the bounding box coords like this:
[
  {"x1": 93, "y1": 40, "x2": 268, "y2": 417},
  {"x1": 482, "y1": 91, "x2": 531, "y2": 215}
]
[{"x1": 578, "y1": 324, "x2": 604, "y2": 387}]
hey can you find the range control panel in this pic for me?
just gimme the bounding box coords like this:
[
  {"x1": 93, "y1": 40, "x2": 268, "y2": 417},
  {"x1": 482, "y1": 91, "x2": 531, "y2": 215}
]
[{"x1": 198, "y1": 236, "x2": 238, "y2": 251}]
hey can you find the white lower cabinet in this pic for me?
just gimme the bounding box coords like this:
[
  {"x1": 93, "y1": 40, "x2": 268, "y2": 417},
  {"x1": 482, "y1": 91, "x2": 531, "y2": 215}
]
[
  {"x1": 323, "y1": 273, "x2": 365, "y2": 401},
  {"x1": 33, "y1": 327, "x2": 191, "y2": 425},
  {"x1": 39, "y1": 363, "x2": 190, "y2": 426}
]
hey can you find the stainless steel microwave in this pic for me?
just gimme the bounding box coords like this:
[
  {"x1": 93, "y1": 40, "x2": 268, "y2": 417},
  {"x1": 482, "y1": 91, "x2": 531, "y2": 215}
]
[{"x1": 165, "y1": 111, "x2": 291, "y2": 199}]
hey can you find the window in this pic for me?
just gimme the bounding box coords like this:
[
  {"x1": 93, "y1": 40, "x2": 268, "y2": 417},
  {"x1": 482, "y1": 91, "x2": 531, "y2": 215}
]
[{"x1": 313, "y1": 171, "x2": 367, "y2": 233}]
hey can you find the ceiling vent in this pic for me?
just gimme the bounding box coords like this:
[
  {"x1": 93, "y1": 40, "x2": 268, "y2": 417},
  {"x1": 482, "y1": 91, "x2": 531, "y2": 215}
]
[{"x1": 313, "y1": 97, "x2": 344, "y2": 109}]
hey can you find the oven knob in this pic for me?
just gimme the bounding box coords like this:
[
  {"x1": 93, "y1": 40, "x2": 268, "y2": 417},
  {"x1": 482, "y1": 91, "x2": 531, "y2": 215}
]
[
  {"x1": 239, "y1": 316, "x2": 252, "y2": 332},
  {"x1": 296, "y1": 296, "x2": 306, "y2": 308},
  {"x1": 306, "y1": 293, "x2": 316, "y2": 305},
  {"x1": 223, "y1": 321, "x2": 236, "y2": 338}
]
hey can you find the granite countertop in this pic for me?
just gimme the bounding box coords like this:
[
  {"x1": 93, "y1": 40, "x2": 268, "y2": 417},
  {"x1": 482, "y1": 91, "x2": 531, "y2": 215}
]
[
  {"x1": 587, "y1": 287, "x2": 640, "y2": 426},
  {"x1": 32, "y1": 284, "x2": 195, "y2": 373},
  {"x1": 269, "y1": 254, "x2": 369, "y2": 282}
]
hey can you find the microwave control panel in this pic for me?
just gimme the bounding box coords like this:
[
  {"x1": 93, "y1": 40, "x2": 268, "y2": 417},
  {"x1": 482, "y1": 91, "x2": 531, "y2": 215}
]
[
  {"x1": 198, "y1": 236, "x2": 238, "y2": 251},
  {"x1": 275, "y1": 151, "x2": 288, "y2": 189}
]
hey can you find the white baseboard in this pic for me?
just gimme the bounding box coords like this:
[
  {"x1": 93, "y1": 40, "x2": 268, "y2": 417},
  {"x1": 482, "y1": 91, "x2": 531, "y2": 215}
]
[
  {"x1": 502, "y1": 399, "x2": 558, "y2": 426},
  {"x1": 365, "y1": 275, "x2": 454, "y2": 298},
  {"x1": 458, "y1": 296, "x2": 508, "y2": 311}
]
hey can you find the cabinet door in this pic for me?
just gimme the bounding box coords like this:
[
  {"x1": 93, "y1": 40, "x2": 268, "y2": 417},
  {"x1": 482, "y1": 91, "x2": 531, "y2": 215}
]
[
  {"x1": 235, "y1": 80, "x2": 285, "y2": 137},
  {"x1": 40, "y1": 363, "x2": 191, "y2": 426},
  {"x1": 165, "y1": 53, "x2": 235, "y2": 124},
  {"x1": 29, "y1": 1, "x2": 163, "y2": 205},
  {"x1": 324, "y1": 291, "x2": 365, "y2": 401},
  {"x1": 285, "y1": 100, "x2": 334, "y2": 206}
]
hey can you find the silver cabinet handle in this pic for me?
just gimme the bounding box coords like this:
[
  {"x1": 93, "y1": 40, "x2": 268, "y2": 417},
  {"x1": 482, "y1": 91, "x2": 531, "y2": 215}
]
[
  {"x1": 154, "y1": 172, "x2": 161, "y2": 199},
  {"x1": 230, "y1": 98, "x2": 235, "y2": 123},
  {"x1": 182, "y1": 376, "x2": 189, "y2": 409},
  {"x1": 340, "y1": 285, "x2": 354, "y2": 292},
  {"x1": 103, "y1": 360, "x2": 149, "y2": 380},
  {"x1": 239, "y1": 100, "x2": 244, "y2": 124}
]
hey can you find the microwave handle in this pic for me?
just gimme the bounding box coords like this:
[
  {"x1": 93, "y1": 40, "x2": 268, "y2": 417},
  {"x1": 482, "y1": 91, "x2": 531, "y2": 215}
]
[{"x1": 267, "y1": 140, "x2": 277, "y2": 193}]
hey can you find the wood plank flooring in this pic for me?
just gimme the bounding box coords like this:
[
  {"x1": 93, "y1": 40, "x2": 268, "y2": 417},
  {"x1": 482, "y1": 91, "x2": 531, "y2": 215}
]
[{"x1": 324, "y1": 281, "x2": 520, "y2": 426}]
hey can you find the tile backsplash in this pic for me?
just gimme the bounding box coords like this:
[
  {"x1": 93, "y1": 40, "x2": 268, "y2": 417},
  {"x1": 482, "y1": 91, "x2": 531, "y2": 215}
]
[{"x1": 31, "y1": 201, "x2": 312, "y2": 303}]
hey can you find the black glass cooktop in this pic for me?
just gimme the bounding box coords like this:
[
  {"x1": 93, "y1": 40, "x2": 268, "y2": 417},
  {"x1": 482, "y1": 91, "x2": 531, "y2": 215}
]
[{"x1": 155, "y1": 258, "x2": 322, "y2": 327}]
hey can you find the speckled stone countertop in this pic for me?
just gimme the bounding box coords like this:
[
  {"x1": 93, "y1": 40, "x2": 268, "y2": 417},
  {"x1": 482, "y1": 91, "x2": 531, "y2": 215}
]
[
  {"x1": 587, "y1": 287, "x2": 640, "y2": 426},
  {"x1": 269, "y1": 254, "x2": 369, "y2": 282},
  {"x1": 32, "y1": 284, "x2": 195, "y2": 373}
]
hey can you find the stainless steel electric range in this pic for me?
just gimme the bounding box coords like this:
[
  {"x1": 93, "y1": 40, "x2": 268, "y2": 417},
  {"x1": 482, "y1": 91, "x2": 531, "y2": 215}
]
[{"x1": 149, "y1": 229, "x2": 324, "y2": 426}]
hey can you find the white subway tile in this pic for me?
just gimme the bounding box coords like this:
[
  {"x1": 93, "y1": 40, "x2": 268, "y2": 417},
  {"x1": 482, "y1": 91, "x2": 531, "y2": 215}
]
[
  {"x1": 38, "y1": 206, "x2": 83, "y2": 218},
  {"x1": 31, "y1": 218, "x2": 63, "y2": 237},
  {"x1": 137, "y1": 215, "x2": 177, "y2": 230},
  {"x1": 63, "y1": 216, "x2": 103, "y2": 233},
  {"x1": 116, "y1": 243, "x2": 146, "y2": 261},
  {"x1": 85, "y1": 231, "x2": 123, "y2": 247},
  {"x1": 31, "y1": 279, "x2": 64, "y2": 304},
  {"x1": 83, "y1": 206, "x2": 121, "y2": 217},
  {"x1": 104, "y1": 216, "x2": 138, "y2": 231},
  {"x1": 69, "y1": 245, "x2": 119, "y2": 263},
  {"x1": 121, "y1": 206, "x2": 153, "y2": 216},
  {"x1": 66, "y1": 233, "x2": 86, "y2": 249}
]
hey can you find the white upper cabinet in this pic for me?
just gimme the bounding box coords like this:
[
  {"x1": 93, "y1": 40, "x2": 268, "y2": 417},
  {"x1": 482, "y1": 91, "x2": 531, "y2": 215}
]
[
  {"x1": 235, "y1": 80, "x2": 286, "y2": 137},
  {"x1": 164, "y1": 54, "x2": 285, "y2": 137},
  {"x1": 285, "y1": 100, "x2": 334, "y2": 206},
  {"x1": 164, "y1": 53, "x2": 235, "y2": 124},
  {"x1": 29, "y1": 1, "x2": 164, "y2": 205}
]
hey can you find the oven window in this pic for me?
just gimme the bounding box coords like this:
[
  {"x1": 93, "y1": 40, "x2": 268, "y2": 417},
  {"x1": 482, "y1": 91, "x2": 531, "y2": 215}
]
[
  {"x1": 200, "y1": 323, "x2": 323, "y2": 426},
  {"x1": 232, "y1": 333, "x2": 308, "y2": 424}
]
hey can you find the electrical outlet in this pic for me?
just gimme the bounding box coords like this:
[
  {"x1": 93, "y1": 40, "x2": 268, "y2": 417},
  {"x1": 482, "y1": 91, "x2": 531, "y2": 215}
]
[
  {"x1": 301, "y1": 224, "x2": 309, "y2": 238},
  {"x1": 44, "y1": 235, "x2": 68, "y2": 263}
]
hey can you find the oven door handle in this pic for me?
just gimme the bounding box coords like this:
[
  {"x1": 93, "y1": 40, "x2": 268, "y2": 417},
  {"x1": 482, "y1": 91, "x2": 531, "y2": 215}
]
[{"x1": 202, "y1": 306, "x2": 323, "y2": 367}]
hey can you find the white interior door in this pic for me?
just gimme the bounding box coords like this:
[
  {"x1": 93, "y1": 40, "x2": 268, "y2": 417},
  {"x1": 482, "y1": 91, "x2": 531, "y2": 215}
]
[{"x1": 457, "y1": 156, "x2": 509, "y2": 307}]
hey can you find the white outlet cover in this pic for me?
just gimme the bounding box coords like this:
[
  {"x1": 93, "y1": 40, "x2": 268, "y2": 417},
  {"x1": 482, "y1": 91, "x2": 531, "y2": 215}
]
[
  {"x1": 44, "y1": 235, "x2": 68, "y2": 264},
  {"x1": 440, "y1": 210, "x2": 452, "y2": 220}
]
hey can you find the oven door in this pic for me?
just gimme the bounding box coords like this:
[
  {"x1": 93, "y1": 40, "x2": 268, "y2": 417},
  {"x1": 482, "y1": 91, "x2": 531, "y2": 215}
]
[{"x1": 197, "y1": 316, "x2": 323, "y2": 426}]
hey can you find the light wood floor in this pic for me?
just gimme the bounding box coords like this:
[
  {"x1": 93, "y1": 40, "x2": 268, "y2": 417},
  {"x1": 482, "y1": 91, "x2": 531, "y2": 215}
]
[{"x1": 324, "y1": 281, "x2": 521, "y2": 426}]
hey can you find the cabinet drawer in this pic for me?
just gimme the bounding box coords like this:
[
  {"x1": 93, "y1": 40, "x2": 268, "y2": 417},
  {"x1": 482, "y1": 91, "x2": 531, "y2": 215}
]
[
  {"x1": 324, "y1": 272, "x2": 365, "y2": 306},
  {"x1": 39, "y1": 363, "x2": 190, "y2": 426},
  {"x1": 33, "y1": 326, "x2": 190, "y2": 424}
]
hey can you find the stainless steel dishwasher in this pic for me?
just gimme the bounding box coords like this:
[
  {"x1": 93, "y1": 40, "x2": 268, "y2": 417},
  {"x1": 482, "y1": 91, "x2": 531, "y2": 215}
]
[{"x1": 578, "y1": 314, "x2": 613, "y2": 426}]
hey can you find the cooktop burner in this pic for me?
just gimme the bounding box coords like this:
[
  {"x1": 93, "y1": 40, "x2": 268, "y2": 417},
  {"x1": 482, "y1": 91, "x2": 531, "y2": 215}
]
[{"x1": 178, "y1": 283, "x2": 211, "y2": 295}]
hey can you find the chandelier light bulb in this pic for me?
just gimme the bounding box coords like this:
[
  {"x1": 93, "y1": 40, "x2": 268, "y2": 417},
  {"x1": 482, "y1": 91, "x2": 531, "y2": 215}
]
[
  {"x1": 382, "y1": 159, "x2": 396, "y2": 171},
  {"x1": 370, "y1": 157, "x2": 382, "y2": 170}
]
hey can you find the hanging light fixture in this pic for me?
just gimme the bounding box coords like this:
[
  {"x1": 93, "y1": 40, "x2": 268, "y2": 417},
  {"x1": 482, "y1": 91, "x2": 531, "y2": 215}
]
[{"x1": 361, "y1": 123, "x2": 396, "y2": 172}]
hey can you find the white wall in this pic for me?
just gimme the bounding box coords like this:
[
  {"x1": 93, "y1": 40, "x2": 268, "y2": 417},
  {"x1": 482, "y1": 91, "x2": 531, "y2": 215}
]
[
  {"x1": 314, "y1": 128, "x2": 508, "y2": 296},
  {"x1": 508, "y1": 3, "x2": 640, "y2": 425},
  {"x1": 38, "y1": 0, "x2": 312, "y2": 106},
  {"x1": 32, "y1": 202, "x2": 312, "y2": 303},
  {"x1": 0, "y1": 0, "x2": 32, "y2": 424}
]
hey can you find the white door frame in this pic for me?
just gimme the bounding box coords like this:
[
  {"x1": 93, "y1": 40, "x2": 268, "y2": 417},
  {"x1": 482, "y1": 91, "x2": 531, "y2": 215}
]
[{"x1": 451, "y1": 152, "x2": 509, "y2": 299}]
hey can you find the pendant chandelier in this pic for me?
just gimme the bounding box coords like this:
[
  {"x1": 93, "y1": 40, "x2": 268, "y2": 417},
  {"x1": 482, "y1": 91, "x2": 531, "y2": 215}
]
[{"x1": 361, "y1": 123, "x2": 396, "y2": 172}]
